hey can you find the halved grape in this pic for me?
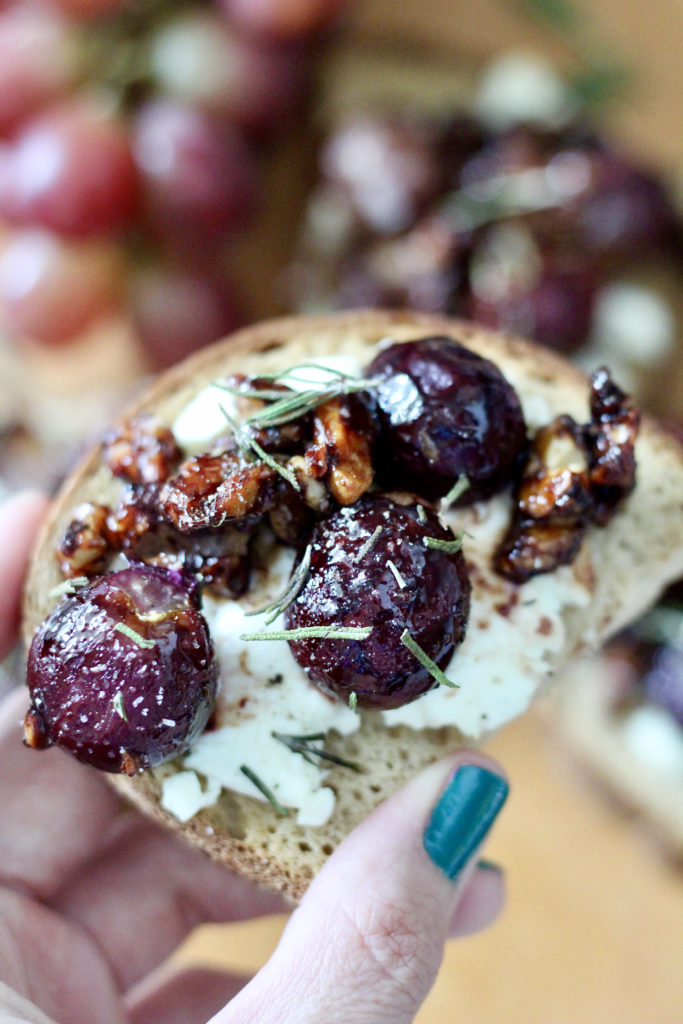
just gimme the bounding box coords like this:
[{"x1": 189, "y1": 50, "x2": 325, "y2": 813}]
[
  {"x1": 25, "y1": 565, "x2": 216, "y2": 773},
  {"x1": 285, "y1": 497, "x2": 470, "y2": 709}
]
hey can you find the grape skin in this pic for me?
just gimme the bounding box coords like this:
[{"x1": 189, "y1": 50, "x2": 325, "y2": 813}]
[
  {"x1": 285, "y1": 497, "x2": 471, "y2": 709},
  {"x1": 25, "y1": 565, "x2": 217, "y2": 773}
]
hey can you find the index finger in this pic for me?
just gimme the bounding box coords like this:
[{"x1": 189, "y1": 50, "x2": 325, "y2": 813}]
[{"x1": 0, "y1": 490, "x2": 49, "y2": 660}]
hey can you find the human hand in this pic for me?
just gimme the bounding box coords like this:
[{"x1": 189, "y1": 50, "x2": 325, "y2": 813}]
[{"x1": 0, "y1": 490, "x2": 508, "y2": 1024}]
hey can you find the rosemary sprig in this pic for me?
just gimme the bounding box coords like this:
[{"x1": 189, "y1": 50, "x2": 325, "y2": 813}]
[
  {"x1": 423, "y1": 532, "x2": 464, "y2": 554},
  {"x1": 217, "y1": 364, "x2": 379, "y2": 430},
  {"x1": 442, "y1": 476, "x2": 471, "y2": 506},
  {"x1": 240, "y1": 765, "x2": 290, "y2": 817},
  {"x1": 354, "y1": 525, "x2": 383, "y2": 563},
  {"x1": 219, "y1": 403, "x2": 300, "y2": 491},
  {"x1": 387, "y1": 559, "x2": 407, "y2": 589},
  {"x1": 240, "y1": 626, "x2": 373, "y2": 642},
  {"x1": 400, "y1": 630, "x2": 459, "y2": 689},
  {"x1": 349, "y1": 691, "x2": 358, "y2": 712},
  {"x1": 245, "y1": 545, "x2": 313, "y2": 624},
  {"x1": 112, "y1": 691, "x2": 128, "y2": 722},
  {"x1": 49, "y1": 576, "x2": 89, "y2": 600},
  {"x1": 114, "y1": 622, "x2": 155, "y2": 649},
  {"x1": 416, "y1": 505, "x2": 428, "y2": 525},
  {"x1": 272, "y1": 732, "x2": 362, "y2": 773}
]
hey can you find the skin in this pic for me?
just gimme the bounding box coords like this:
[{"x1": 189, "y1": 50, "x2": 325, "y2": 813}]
[{"x1": 0, "y1": 490, "x2": 507, "y2": 1024}]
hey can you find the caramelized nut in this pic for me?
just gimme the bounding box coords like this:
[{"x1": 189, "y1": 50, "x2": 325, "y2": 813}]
[
  {"x1": 307, "y1": 396, "x2": 374, "y2": 506},
  {"x1": 58, "y1": 503, "x2": 111, "y2": 577},
  {"x1": 103, "y1": 415, "x2": 181, "y2": 485},
  {"x1": 160, "y1": 452, "x2": 277, "y2": 532},
  {"x1": 585, "y1": 367, "x2": 639, "y2": 524}
]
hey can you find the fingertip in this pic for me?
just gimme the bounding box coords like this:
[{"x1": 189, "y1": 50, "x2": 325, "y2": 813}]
[
  {"x1": 447, "y1": 859, "x2": 506, "y2": 938},
  {"x1": 0, "y1": 489, "x2": 49, "y2": 660}
]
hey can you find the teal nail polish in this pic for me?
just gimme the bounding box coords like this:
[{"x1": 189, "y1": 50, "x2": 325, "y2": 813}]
[{"x1": 423, "y1": 765, "x2": 509, "y2": 881}]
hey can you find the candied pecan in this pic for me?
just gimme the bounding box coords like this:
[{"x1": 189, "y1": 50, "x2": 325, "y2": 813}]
[
  {"x1": 584, "y1": 367, "x2": 640, "y2": 525},
  {"x1": 305, "y1": 395, "x2": 374, "y2": 506},
  {"x1": 103, "y1": 415, "x2": 181, "y2": 485},
  {"x1": 159, "y1": 452, "x2": 277, "y2": 533},
  {"x1": 518, "y1": 416, "x2": 591, "y2": 522},
  {"x1": 494, "y1": 519, "x2": 586, "y2": 584},
  {"x1": 288, "y1": 456, "x2": 332, "y2": 513},
  {"x1": 58, "y1": 503, "x2": 111, "y2": 577},
  {"x1": 494, "y1": 416, "x2": 591, "y2": 583}
]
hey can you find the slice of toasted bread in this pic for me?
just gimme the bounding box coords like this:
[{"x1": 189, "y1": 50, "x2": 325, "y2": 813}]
[{"x1": 22, "y1": 310, "x2": 683, "y2": 900}]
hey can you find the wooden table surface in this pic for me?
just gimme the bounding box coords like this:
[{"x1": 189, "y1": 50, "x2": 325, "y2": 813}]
[{"x1": 177, "y1": 709, "x2": 683, "y2": 1024}]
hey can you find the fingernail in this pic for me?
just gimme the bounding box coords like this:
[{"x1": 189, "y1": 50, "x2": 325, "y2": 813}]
[
  {"x1": 423, "y1": 764, "x2": 509, "y2": 881},
  {"x1": 476, "y1": 858, "x2": 503, "y2": 875}
]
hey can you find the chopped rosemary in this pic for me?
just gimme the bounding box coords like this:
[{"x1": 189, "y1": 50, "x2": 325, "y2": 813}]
[
  {"x1": 387, "y1": 559, "x2": 407, "y2": 589},
  {"x1": 400, "y1": 629, "x2": 459, "y2": 689},
  {"x1": 416, "y1": 505, "x2": 428, "y2": 524},
  {"x1": 219, "y1": 402, "x2": 300, "y2": 490},
  {"x1": 245, "y1": 545, "x2": 312, "y2": 624},
  {"x1": 246, "y1": 434, "x2": 300, "y2": 491},
  {"x1": 442, "y1": 476, "x2": 471, "y2": 506},
  {"x1": 114, "y1": 622, "x2": 155, "y2": 649},
  {"x1": 354, "y1": 524, "x2": 383, "y2": 563},
  {"x1": 349, "y1": 691, "x2": 358, "y2": 712},
  {"x1": 48, "y1": 576, "x2": 89, "y2": 600},
  {"x1": 423, "y1": 532, "x2": 464, "y2": 554},
  {"x1": 239, "y1": 765, "x2": 290, "y2": 817},
  {"x1": 112, "y1": 691, "x2": 128, "y2": 722},
  {"x1": 272, "y1": 731, "x2": 362, "y2": 773},
  {"x1": 240, "y1": 625, "x2": 373, "y2": 642}
]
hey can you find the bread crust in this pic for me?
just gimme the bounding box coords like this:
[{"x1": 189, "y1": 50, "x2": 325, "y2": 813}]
[{"x1": 22, "y1": 311, "x2": 683, "y2": 900}]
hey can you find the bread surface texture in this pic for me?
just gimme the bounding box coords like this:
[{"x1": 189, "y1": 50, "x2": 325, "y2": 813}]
[{"x1": 23, "y1": 311, "x2": 683, "y2": 900}]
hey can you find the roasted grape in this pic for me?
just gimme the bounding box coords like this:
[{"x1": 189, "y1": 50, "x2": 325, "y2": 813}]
[
  {"x1": 367, "y1": 337, "x2": 527, "y2": 500},
  {"x1": 285, "y1": 497, "x2": 470, "y2": 709},
  {"x1": 25, "y1": 565, "x2": 217, "y2": 773}
]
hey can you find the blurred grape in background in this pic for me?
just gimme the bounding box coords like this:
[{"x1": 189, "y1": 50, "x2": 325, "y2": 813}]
[{"x1": 0, "y1": 0, "x2": 346, "y2": 495}]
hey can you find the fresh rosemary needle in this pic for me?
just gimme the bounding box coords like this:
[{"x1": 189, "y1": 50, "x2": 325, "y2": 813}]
[
  {"x1": 354, "y1": 525, "x2": 383, "y2": 563},
  {"x1": 423, "y1": 533, "x2": 464, "y2": 554},
  {"x1": 240, "y1": 626, "x2": 373, "y2": 642},
  {"x1": 271, "y1": 732, "x2": 361, "y2": 773},
  {"x1": 112, "y1": 691, "x2": 128, "y2": 722},
  {"x1": 400, "y1": 629, "x2": 459, "y2": 689},
  {"x1": 114, "y1": 622, "x2": 155, "y2": 649},
  {"x1": 240, "y1": 765, "x2": 290, "y2": 817},
  {"x1": 442, "y1": 476, "x2": 471, "y2": 506}
]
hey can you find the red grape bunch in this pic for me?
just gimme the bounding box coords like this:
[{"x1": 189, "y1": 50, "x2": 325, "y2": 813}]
[{"x1": 0, "y1": 0, "x2": 346, "y2": 368}]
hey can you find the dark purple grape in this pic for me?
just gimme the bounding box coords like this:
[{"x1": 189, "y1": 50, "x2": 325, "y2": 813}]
[
  {"x1": 469, "y1": 265, "x2": 596, "y2": 354},
  {"x1": 367, "y1": 337, "x2": 527, "y2": 500},
  {"x1": 284, "y1": 497, "x2": 470, "y2": 709},
  {"x1": 577, "y1": 155, "x2": 679, "y2": 259},
  {"x1": 25, "y1": 565, "x2": 216, "y2": 773}
]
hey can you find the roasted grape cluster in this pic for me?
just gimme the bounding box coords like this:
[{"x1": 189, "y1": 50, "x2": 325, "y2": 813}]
[
  {"x1": 292, "y1": 112, "x2": 682, "y2": 361},
  {"x1": 25, "y1": 336, "x2": 638, "y2": 772},
  {"x1": 0, "y1": 0, "x2": 343, "y2": 368}
]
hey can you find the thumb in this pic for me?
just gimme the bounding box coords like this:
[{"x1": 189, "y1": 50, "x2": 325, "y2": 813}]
[{"x1": 216, "y1": 753, "x2": 508, "y2": 1024}]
